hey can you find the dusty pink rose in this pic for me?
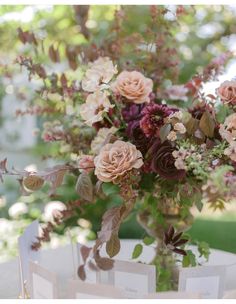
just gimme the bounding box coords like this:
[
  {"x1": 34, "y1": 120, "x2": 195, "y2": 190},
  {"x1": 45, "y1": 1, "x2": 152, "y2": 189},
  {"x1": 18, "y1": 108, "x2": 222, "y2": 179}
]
[
  {"x1": 78, "y1": 155, "x2": 94, "y2": 173},
  {"x1": 111, "y1": 71, "x2": 153, "y2": 104},
  {"x1": 219, "y1": 113, "x2": 236, "y2": 143},
  {"x1": 217, "y1": 80, "x2": 236, "y2": 105},
  {"x1": 94, "y1": 140, "x2": 143, "y2": 183}
]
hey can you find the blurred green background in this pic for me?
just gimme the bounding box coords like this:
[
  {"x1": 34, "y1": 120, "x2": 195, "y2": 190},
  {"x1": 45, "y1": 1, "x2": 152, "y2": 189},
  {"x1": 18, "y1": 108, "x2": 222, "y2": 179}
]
[{"x1": 0, "y1": 5, "x2": 236, "y2": 262}]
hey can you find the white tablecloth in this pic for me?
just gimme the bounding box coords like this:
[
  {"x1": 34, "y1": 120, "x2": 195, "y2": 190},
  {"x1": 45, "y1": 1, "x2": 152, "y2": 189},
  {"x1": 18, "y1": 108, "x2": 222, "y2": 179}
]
[{"x1": 1, "y1": 240, "x2": 236, "y2": 299}]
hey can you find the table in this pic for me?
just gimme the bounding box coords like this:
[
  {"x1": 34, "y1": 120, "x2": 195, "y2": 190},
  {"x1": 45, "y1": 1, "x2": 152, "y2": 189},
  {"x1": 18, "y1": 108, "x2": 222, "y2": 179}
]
[{"x1": 1, "y1": 240, "x2": 236, "y2": 299}]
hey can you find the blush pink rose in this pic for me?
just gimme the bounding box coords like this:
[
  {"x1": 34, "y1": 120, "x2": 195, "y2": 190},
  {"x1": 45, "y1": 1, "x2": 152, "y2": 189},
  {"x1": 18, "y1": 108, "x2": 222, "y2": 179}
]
[
  {"x1": 94, "y1": 140, "x2": 143, "y2": 183},
  {"x1": 111, "y1": 71, "x2": 153, "y2": 104},
  {"x1": 217, "y1": 80, "x2": 236, "y2": 105}
]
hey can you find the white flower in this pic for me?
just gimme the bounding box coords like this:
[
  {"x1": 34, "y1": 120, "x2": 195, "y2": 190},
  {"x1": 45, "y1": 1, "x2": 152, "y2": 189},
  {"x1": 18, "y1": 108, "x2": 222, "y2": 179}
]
[
  {"x1": 82, "y1": 57, "x2": 117, "y2": 92},
  {"x1": 174, "y1": 122, "x2": 186, "y2": 134},
  {"x1": 91, "y1": 127, "x2": 117, "y2": 154},
  {"x1": 43, "y1": 201, "x2": 66, "y2": 222},
  {"x1": 8, "y1": 202, "x2": 28, "y2": 219},
  {"x1": 167, "y1": 131, "x2": 177, "y2": 141},
  {"x1": 80, "y1": 90, "x2": 114, "y2": 126}
]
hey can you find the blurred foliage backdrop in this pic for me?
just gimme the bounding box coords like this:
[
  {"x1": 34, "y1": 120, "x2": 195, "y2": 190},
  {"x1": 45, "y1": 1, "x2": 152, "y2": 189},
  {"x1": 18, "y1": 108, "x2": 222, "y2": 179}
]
[{"x1": 0, "y1": 5, "x2": 236, "y2": 261}]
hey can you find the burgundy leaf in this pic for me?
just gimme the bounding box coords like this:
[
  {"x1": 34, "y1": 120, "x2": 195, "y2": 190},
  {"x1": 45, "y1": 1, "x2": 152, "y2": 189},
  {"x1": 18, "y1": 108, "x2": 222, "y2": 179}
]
[
  {"x1": 173, "y1": 238, "x2": 188, "y2": 247},
  {"x1": 78, "y1": 265, "x2": 86, "y2": 281},
  {"x1": 173, "y1": 248, "x2": 187, "y2": 256},
  {"x1": 80, "y1": 245, "x2": 92, "y2": 264},
  {"x1": 172, "y1": 232, "x2": 183, "y2": 243}
]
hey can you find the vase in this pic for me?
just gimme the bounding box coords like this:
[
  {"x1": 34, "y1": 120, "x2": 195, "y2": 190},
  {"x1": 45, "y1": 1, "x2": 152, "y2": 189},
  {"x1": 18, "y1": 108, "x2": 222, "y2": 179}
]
[{"x1": 137, "y1": 199, "x2": 194, "y2": 291}]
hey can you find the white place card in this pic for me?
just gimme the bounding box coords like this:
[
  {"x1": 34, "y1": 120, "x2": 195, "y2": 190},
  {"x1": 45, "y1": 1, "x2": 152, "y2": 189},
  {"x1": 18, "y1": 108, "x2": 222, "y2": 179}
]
[
  {"x1": 68, "y1": 279, "x2": 129, "y2": 299},
  {"x1": 178, "y1": 265, "x2": 226, "y2": 299},
  {"x1": 29, "y1": 261, "x2": 59, "y2": 299},
  {"x1": 144, "y1": 291, "x2": 201, "y2": 299},
  {"x1": 97, "y1": 259, "x2": 156, "y2": 296},
  {"x1": 18, "y1": 220, "x2": 40, "y2": 296}
]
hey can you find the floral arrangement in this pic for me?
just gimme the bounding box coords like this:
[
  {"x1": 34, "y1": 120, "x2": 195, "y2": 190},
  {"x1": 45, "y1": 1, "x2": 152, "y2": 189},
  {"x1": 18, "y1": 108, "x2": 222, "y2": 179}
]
[{"x1": 1, "y1": 6, "x2": 236, "y2": 291}]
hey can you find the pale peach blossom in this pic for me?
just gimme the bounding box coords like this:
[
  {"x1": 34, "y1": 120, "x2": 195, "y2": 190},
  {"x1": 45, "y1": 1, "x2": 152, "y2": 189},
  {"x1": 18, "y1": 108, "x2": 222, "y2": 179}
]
[
  {"x1": 94, "y1": 140, "x2": 143, "y2": 183},
  {"x1": 219, "y1": 113, "x2": 236, "y2": 143},
  {"x1": 78, "y1": 155, "x2": 95, "y2": 173},
  {"x1": 217, "y1": 80, "x2": 236, "y2": 105},
  {"x1": 82, "y1": 57, "x2": 117, "y2": 92},
  {"x1": 165, "y1": 85, "x2": 188, "y2": 101},
  {"x1": 167, "y1": 131, "x2": 177, "y2": 141},
  {"x1": 111, "y1": 71, "x2": 153, "y2": 104},
  {"x1": 91, "y1": 127, "x2": 117, "y2": 154},
  {"x1": 79, "y1": 91, "x2": 114, "y2": 126},
  {"x1": 224, "y1": 142, "x2": 236, "y2": 162},
  {"x1": 174, "y1": 122, "x2": 186, "y2": 134}
]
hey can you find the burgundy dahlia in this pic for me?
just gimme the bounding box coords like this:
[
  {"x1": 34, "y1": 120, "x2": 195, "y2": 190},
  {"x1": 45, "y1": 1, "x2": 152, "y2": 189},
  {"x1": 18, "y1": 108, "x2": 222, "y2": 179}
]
[
  {"x1": 148, "y1": 140, "x2": 186, "y2": 180},
  {"x1": 140, "y1": 103, "x2": 178, "y2": 138}
]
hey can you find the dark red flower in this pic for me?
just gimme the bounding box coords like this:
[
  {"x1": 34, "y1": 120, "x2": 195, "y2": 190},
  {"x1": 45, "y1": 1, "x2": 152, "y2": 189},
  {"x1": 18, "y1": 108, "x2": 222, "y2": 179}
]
[
  {"x1": 148, "y1": 140, "x2": 186, "y2": 180},
  {"x1": 140, "y1": 103, "x2": 177, "y2": 138},
  {"x1": 122, "y1": 104, "x2": 144, "y2": 123}
]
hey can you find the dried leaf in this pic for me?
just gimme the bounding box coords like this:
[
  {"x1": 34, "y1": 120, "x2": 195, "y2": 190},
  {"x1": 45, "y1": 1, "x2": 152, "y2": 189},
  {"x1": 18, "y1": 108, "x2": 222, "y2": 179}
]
[
  {"x1": 40, "y1": 165, "x2": 69, "y2": 195},
  {"x1": 23, "y1": 175, "x2": 44, "y2": 191},
  {"x1": 95, "y1": 256, "x2": 114, "y2": 271},
  {"x1": 76, "y1": 172, "x2": 93, "y2": 202},
  {"x1": 77, "y1": 265, "x2": 86, "y2": 281},
  {"x1": 185, "y1": 117, "x2": 199, "y2": 135},
  {"x1": 0, "y1": 158, "x2": 7, "y2": 182},
  {"x1": 80, "y1": 245, "x2": 91, "y2": 264},
  {"x1": 199, "y1": 111, "x2": 215, "y2": 138},
  {"x1": 106, "y1": 233, "x2": 120, "y2": 258},
  {"x1": 48, "y1": 45, "x2": 60, "y2": 63},
  {"x1": 97, "y1": 206, "x2": 123, "y2": 243}
]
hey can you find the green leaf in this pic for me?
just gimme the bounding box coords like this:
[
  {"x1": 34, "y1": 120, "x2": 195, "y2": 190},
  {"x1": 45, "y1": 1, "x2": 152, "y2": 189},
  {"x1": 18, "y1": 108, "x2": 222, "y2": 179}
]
[
  {"x1": 106, "y1": 234, "x2": 121, "y2": 258},
  {"x1": 182, "y1": 250, "x2": 196, "y2": 267},
  {"x1": 132, "y1": 244, "x2": 143, "y2": 259},
  {"x1": 143, "y1": 236, "x2": 155, "y2": 246},
  {"x1": 159, "y1": 124, "x2": 171, "y2": 143},
  {"x1": 102, "y1": 182, "x2": 120, "y2": 196},
  {"x1": 197, "y1": 241, "x2": 210, "y2": 261}
]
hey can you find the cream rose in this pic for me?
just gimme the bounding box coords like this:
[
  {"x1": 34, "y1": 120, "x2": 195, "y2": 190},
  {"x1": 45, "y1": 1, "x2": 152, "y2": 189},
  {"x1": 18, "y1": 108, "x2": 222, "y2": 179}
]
[
  {"x1": 111, "y1": 71, "x2": 153, "y2": 104},
  {"x1": 94, "y1": 140, "x2": 143, "y2": 183},
  {"x1": 91, "y1": 127, "x2": 117, "y2": 154},
  {"x1": 219, "y1": 113, "x2": 236, "y2": 143},
  {"x1": 217, "y1": 80, "x2": 236, "y2": 105},
  {"x1": 82, "y1": 57, "x2": 117, "y2": 92},
  {"x1": 79, "y1": 90, "x2": 114, "y2": 126}
]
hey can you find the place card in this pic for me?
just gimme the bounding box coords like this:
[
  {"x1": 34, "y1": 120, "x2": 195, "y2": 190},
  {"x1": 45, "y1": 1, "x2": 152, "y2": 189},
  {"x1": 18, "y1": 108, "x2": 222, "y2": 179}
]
[
  {"x1": 68, "y1": 279, "x2": 129, "y2": 299},
  {"x1": 178, "y1": 265, "x2": 226, "y2": 299},
  {"x1": 18, "y1": 220, "x2": 40, "y2": 296},
  {"x1": 144, "y1": 291, "x2": 201, "y2": 298},
  {"x1": 97, "y1": 259, "x2": 156, "y2": 296},
  {"x1": 29, "y1": 261, "x2": 59, "y2": 299}
]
